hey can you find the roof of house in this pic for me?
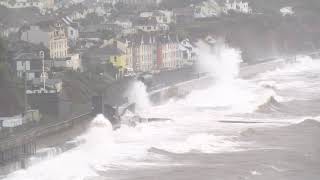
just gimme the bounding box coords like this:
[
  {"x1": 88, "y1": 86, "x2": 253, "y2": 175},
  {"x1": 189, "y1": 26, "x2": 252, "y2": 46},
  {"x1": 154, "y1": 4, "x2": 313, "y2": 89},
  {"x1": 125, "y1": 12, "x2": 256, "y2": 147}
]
[
  {"x1": 14, "y1": 53, "x2": 41, "y2": 61},
  {"x1": 80, "y1": 23, "x2": 122, "y2": 32},
  {"x1": 56, "y1": 4, "x2": 87, "y2": 17},
  {"x1": 118, "y1": 32, "x2": 180, "y2": 46},
  {"x1": 83, "y1": 45, "x2": 124, "y2": 60},
  {"x1": 8, "y1": 40, "x2": 49, "y2": 57},
  {"x1": 134, "y1": 17, "x2": 158, "y2": 26},
  {"x1": 79, "y1": 31, "x2": 103, "y2": 39}
]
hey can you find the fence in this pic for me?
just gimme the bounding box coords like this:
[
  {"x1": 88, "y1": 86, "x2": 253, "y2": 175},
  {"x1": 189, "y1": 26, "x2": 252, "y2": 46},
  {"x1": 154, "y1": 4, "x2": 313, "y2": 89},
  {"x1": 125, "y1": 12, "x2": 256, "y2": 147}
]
[{"x1": 0, "y1": 112, "x2": 92, "y2": 164}]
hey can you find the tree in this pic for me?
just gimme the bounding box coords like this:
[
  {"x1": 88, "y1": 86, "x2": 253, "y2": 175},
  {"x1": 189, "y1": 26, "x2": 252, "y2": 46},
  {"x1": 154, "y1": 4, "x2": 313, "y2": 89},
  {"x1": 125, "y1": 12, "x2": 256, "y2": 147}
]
[
  {"x1": 0, "y1": 38, "x2": 24, "y2": 116},
  {"x1": 0, "y1": 37, "x2": 7, "y2": 63},
  {"x1": 100, "y1": 30, "x2": 116, "y2": 40}
]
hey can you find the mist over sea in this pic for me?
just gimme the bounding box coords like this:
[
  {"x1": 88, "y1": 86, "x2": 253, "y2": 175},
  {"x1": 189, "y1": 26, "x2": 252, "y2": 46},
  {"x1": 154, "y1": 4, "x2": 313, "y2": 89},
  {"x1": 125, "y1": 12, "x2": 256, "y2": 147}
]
[{"x1": 4, "y1": 43, "x2": 320, "y2": 180}]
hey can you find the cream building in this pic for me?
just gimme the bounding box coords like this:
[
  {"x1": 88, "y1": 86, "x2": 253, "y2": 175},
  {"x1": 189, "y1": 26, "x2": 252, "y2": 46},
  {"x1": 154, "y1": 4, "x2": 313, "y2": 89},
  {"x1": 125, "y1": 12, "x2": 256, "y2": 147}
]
[
  {"x1": 117, "y1": 35, "x2": 156, "y2": 72},
  {"x1": 40, "y1": 0, "x2": 54, "y2": 9},
  {"x1": 49, "y1": 23, "x2": 68, "y2": 59}
]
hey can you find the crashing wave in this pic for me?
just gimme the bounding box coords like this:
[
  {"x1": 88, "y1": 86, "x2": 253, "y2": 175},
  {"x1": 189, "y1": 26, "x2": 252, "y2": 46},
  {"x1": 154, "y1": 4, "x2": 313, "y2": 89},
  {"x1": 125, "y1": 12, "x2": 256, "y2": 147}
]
[
  {"x1": 241, "y1": 119, "x2": 320, "y2": 139},
  {"x1": 289, "y1": 119, "x2": 320, "y2": 130},
  {"x1": 256, "y1": 96, "x2": 285, "y2": 113}
]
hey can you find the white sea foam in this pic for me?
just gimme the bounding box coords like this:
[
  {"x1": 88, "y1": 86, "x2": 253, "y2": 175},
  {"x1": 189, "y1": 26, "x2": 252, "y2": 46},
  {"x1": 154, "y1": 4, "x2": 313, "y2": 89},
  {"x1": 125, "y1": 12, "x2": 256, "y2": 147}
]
[
  {"x1": 156, "y1": 133, "x2": 243, "y2": 154},
  {"x1": 5, "y1": 115, "x2": 115, "y2": 180},
  {"x1": 126, "y1": 80, "x2": 151, "y2": 113},
  {"x1": 195, "y1": 41, "x2": 242, "y2": 82},
  {"x1": 256, "y1": 56, "x2": 320, "y2": 100},
  {"x1": 259, "y1": 56, "x2": 320, "y2": 78},
  {"x1": 179, "y1": 42, "x2": 277, "y2": 113},
  {"x1": 6, "y1": 45, "x2": 320, "y2": 180}
]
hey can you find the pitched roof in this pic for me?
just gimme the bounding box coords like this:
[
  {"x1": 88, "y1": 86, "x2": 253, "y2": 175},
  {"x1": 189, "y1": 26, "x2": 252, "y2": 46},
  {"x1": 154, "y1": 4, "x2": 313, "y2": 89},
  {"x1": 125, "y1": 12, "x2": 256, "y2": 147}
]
[
  {"x1": 83, "y1": 45, "x2": 124, "y2": 59},
  {"x1": 119, "y1": 32, "x2": 180, "y2": 46},
  {"x1": 13, "y1": 53, "x2": 41, "y2": 61},
  {"x1": 134, "y1": 17, "x2": 158, "y2": 26}
]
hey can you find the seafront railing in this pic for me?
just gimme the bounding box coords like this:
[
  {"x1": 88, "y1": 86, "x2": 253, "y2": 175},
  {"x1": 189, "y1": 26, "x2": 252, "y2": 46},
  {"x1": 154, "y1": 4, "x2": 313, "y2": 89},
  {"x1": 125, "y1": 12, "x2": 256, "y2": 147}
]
[{"x1": 0, "y1": 112, "x2": 92, "y2": 162}]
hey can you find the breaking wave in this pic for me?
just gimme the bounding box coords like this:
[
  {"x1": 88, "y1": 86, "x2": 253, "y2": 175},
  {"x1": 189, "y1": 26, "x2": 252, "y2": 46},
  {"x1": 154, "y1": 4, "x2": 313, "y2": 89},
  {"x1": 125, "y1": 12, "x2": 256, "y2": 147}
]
[
  {"x1": 178, "y1": 42, "x2": 279, "y2": 114},
  {"x1": 289, "y1": 119, "x2": 320, "y2": 130},
  {"x1": 5, "y1": 115, "x2": 115, "y2": 180},
  {"x1": 6, "y1": 45, "x2": 320, "y2": 180},
  {"x1": 241, "y1": 119, "x2": 320, "y2": 139},
  {"x1": 256, "y1": 96, "x2": 285, "y2": 113},
  {"x1": 152, "y1": 133, "x2": 244, "y2": 154},
  {"x1": 126, "y1": 80, "x2": 151, "y2": 113},
  {"x1": 258, "y1": 56, "x2": 316, "y2": 77}
]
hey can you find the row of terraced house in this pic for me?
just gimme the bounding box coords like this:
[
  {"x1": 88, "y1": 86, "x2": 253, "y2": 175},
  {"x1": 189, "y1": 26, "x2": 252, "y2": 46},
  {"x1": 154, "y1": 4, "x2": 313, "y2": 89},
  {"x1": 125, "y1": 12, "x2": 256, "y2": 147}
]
[{"x1": 115, "y1": 33, "x2": 193, "y2": 75}]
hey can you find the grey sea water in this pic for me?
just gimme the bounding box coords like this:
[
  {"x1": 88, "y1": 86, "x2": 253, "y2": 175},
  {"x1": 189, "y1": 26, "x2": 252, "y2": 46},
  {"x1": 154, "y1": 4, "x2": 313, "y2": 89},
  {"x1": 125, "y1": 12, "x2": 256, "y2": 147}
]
[{"x1": 4, "y1": 48, "x2": 320, "y2": 180}]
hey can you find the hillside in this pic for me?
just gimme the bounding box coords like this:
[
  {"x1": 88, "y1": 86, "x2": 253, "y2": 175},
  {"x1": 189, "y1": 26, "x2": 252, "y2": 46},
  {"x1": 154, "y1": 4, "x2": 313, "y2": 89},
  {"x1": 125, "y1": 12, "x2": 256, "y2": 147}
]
[
  {"x1": 0, "y1": 64, "x2": 24, "y2": 117},
  {"x1": 0, "y1": 38, "x2": 24, "y2": 116},
  {"x1": 247, "y1": 0, "x2": 320, "y2": 14},
  {"x1": 172, "y1": 0, "x2": 320, "y2": 61}
]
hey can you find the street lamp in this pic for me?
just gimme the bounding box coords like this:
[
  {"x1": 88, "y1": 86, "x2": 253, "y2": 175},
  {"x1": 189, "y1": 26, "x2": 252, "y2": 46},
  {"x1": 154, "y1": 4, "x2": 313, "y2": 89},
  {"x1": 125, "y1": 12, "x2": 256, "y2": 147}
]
[{"x1": 39, "y1": 51, "x2": 46, "y2": 92}]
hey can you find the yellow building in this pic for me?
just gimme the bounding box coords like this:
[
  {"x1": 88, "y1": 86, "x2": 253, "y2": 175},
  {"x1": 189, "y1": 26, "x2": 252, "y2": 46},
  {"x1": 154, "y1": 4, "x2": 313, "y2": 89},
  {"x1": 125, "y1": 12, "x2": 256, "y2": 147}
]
[
  {"x1": 105, "y1": 46, "x2": 127, "y2": 79},
  {"x1": 109, "y1": 54, "x2": 127, "y2": 70}
]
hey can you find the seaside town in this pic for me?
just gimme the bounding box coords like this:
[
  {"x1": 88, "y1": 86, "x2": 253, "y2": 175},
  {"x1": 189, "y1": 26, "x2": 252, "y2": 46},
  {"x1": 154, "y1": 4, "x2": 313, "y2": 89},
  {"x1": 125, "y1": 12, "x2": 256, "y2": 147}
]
[
  {"x1": 0, "y1": 0, "x2": 255, "y2": 131},
  {"x1": 1, "y1": 0, "x2": 320, "y2": 177}
]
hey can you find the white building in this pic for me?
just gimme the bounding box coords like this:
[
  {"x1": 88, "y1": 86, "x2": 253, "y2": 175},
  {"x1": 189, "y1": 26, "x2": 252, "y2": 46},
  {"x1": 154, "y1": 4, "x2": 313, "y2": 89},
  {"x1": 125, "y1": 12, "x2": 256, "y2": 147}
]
[
  {"x1": 53, "y1": 53, "x2": 82, "y2": 71},
  {"x1": 135, "y1": 18, "x2": 160, "y2": 32},
  {"x1": 0, "y1": 115, "x2": 23, "y2": 128},
  {"x1": 0, "y1": 0, "x2": 43, "y2": 9},
  {"x1": 15, "y1": 53, "x2": 49, "y2": 81},
  {"x1": 0, "y1": 0, "x2": 54, "y2": 9},
  {"x1": 179, "y1": 39, "x2": 195, "y2": 65},
  {"x1": 280, "y1": 7, "x2": 294, "y2": 16},
  {"x1": 194, "y1": 0, "x2": 222, "y2": 18},
  {"x1": 115, "y1": 19, "x2": 133, "y2": 29},
  {"x1": 118, "y1": 0, "x2": 159, "y2": 7},
  {"x1": 225, "y1": 0, "x2": 252, "y2": 14},
  {"x1": 140, "y1": 10, "x2": 175, "y2": 24}
]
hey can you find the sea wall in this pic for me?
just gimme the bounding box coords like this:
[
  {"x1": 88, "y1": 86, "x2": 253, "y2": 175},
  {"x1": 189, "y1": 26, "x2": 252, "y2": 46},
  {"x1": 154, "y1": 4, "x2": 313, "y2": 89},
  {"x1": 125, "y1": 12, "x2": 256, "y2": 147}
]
[
  {"x1": 0, "y1": 112, "x2": 93, "y2": 175},
  {"x1": 149, "y1": 58, "x2": 291, "y2": 104},
  {"x1": 149, "y1": 76, "x2": 213, "y2": 104}
]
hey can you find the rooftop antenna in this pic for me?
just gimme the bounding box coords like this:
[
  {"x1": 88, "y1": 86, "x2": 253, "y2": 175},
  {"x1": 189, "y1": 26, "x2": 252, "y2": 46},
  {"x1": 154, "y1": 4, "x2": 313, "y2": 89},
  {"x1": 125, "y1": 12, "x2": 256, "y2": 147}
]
[{"x1": 39, "y1": 51, "x2": 46, "y2": 92}]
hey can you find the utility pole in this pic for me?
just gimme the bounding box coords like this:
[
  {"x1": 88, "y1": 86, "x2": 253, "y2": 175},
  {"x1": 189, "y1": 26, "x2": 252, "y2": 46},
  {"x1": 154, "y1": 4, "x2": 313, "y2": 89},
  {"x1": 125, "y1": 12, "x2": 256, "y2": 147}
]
[
  {"x1": 24, "y1": 61, "x2": 28, "y2": 114},
  {"x1": 39, "y1": 51, "x2": 46, "y2": 91}
]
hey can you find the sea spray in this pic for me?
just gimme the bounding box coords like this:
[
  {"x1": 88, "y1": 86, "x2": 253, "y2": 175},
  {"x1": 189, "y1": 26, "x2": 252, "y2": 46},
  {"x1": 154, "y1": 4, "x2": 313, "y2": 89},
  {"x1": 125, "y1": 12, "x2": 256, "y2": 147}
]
[
  {"x1": 180, "y1": 41, "x2": 276, "y2": 113},
  {"x1": 4, "y1": 115, "x2": 115, "y2": 180},
  {"x1": 126, "y1": 81, "x2": 151, "y2": 112},
  {"x1": 195, "y1": 40, "x2": 242, "y2": 82}
]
